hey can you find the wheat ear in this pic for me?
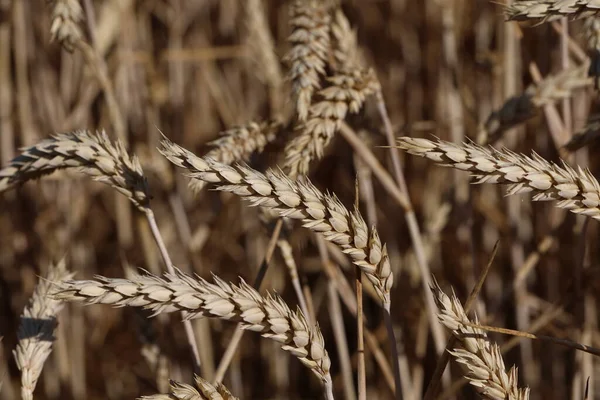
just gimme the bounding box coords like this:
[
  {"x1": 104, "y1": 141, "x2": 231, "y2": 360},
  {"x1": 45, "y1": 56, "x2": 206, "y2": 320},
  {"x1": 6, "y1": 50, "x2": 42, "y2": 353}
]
[
  {"x1": 432, "y1": 281, "x2": 530, "y2": 400},
  {"x1": 330, "y1": 8, "x2": 362, "y2": 71},
  {"x1": 189, "y1": 120, "x2": 282, "y2": 193},
  {"x1": 396, "y1": 137, "x2": 600, "y2": 221},
  {"x1": 140, "y1": 375, "x2": 238, "y2": 400},
  {"x1": 0, "y1": 130, "x2": 149, "y2": 210},
  {"x1": 564, "y1": 113, "x2": 600, "y2": 151},
  {"x1": 284, "y1": 0, "x2": 332, "y2": 121},
  {"x1": 505, "y1": 0, "x2": 600, "y2": 22},
  {"x1": 50, "y1": 271, "x2": 332, "y2": 385},
  {"x1": 48, "y1": 0, "x2": 84, "y2": 51},
  {"x1": 14, "y1": 259, "x2": 74, "y2": 400},
  {"x1": 284, "y1": 68, "x2": 380, "y2": 177},
  {"x1": 160, "y1": 138, "x2": 393, "y2": 306}
]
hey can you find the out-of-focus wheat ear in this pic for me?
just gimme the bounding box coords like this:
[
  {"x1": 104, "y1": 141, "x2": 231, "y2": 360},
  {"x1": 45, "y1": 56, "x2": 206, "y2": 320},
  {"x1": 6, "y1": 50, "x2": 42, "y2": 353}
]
[
  {"x1": 51, "y1": 271, "x2": 333, "y2": 387},
  {"x1": 47, "y1": 0, "x2": 84, "y2": 51},
  {"x1": 140, "y1": 375, "x2": 239, "y2": 400},
  {"x1": 478, "y1": 64, "x2": 592, "y2": 144},
  {"x1": 284, "y1": 0, "x2": 333, "y2": 121},
  {"x1": 330, "y1": 8, "x2": 362, "y2": 71},
  {"x1": 284, "y1": 68, "x2": 380, "y2": 178},
  {"x1": 159, "y1": 137, "x2": 393, "y2": 307},
  {"x1": 564, "y1": 113, "x2": 600, "y2": 152},
  {"x1": 505, "y1": 0, "x2": 600, "y2": 23},
  {"x1": 431, "y1": 280, "x2": 530, "y2": 400},
  {"x1": 584, "y1": 17, "x2": 600, "y2": 88},
  {"x1": 396, "y1": 136, "x2": 600, "y2": 221},
  {"x1": 188, "y1": 119, "x2": 282, "y2": 194},
  {"x1": 13, "y1": 259, "x2": 74, "y2": 400},
  {"x1": 0, "y1": 130, "x2": 150, "y2": 210}
]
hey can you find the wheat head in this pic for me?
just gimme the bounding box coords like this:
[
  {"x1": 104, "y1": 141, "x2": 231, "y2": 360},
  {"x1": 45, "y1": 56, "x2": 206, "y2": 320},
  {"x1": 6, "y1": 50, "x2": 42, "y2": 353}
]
[
  {"x1": 47, "y1": 0, "x2": 84, "y2": 51},
  {"x1": 141, "y1": 375, "x2": 238, "y2": 400},
  {"x1": 14, "y1": 260, "x2": 74, "y2": 400},
  {"x1": 396, "y1": 136, "x2": 600, "y2": 221},
  {"x1": 505, "y1": 0, "x2": 600, "y2": 23},
  {"x1": 51, "y1": 271, "x2": 332, "y2": 384},
  {"x1": 0, "y1": 130, "x2": 149, "y2": 210},
  {"x1": 159, "y1": 138, "x2": 393, "y2": 306}
]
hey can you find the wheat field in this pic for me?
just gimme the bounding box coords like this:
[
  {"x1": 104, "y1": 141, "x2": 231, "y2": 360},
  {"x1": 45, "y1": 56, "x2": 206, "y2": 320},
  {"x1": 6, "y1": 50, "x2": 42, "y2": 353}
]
[{"x1": 1, "y1": 0, "x2": 600, "y2": 399}]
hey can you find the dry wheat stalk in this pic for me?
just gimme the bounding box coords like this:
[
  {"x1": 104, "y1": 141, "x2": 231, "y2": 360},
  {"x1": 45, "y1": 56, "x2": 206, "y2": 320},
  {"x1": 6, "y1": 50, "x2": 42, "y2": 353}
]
[
  {"x1": 51, "y1": 271, "x2": 332, "y2": 384},
  {"x1": 397, "y1": 136, "x2": 600, "y2": 221},
  {"x1": 284, "y1": 0, "x2": 332, "y2": 121},
  {"x1": 0, "y1": 130, "x2": 149, "y2": 210},
  {"x1": 159, "y1": 138, "x2": 393, "y2": 306},
  {"x1": 480, "y1": 64, "x2": 592, "y2": 143},
  {"x1": 14, "y1": 259, "x2": 74, "y2": 400},
  {"x1": 47, "y1": 0, "x2": 84, "y2": 51},
  {"x1": 432, "y1": 281, "x2": 530, "y2": 400},
  {"x1": 284, "y1": 68, "x2": 380, "y2": 177},
  {"x1": 564, "y1": 113, "x2": 600, "y2": 151},
  {"x1": 141, "y1": 375, "x2": 238, "y2": 400},
  {"x1": 188, "y1": 120, "x2": 282, "y2": 193},
  {"x1": 505, "y1": 0, "x2": 600, "y2": 23}
]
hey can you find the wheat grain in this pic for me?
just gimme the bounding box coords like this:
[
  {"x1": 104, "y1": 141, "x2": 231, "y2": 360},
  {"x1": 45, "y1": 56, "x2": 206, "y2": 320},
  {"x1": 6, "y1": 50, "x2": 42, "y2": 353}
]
[
  {"x1": 431, "y1": 281, "x2": 530, "y2": 400},
  {"x1": 51, "y1": 270, "x2": 332, "y2": 384},
  {"x1": 505, "y1": 0, "x2": 600, "y2": 23},
  {"x1": 188, "y1": 120, "x2": 282, "y2": 193},
  {"x1": 47, "y1": 0, "x2": 84, "y2": 51},
  {"x1": 284, "y1": 0, "x2": 332, "y2": 121},
  {"x1": 14, "y1": 259, "x2": 74, "y2": 400},
  {"x1": 159, "y1": 138, "x2": 393, "y2": 306},
  {"x1": 396, "y1": 136, "x2": 600, "y2": 221},
  {"x1": 141, "y1": 375, "x2": 238, "y2": 400},
  {"x1": 0, "y1": 130, "x2": 149, "y2": 210},
  {"x1": 284, "y1": 68, "x2": 380, "y2": 177}
]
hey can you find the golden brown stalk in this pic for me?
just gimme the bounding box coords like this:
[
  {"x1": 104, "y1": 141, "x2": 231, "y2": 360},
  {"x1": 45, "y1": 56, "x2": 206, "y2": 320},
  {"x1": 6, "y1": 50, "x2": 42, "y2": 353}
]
[
  {"x1": 141, "y1": 375, "x2": 238, "y2": 400},
  {"x1": 14, "y1": 260, "x2": 74, "y2": 400},
  {"x1": 432, "y1": 281, "x2": 530, "y2": 400},
  {"x1": 284, "y1": 0, "x2": 332, "y2": 121},
  {"x1": 505, "y1": 0, "x2": 600, "y2": 23},
  {"x1": 284, "y1": 68, "x2": 380, "y2": 177},
  {"x1": 51, "y1": 271, "x2": 332, "y2": 385},
  {"x1": 48, "y1": 0, "x2": 84, "y2": 51},
  {"x1": 159, "y1": 137, "x2": 393, "y2": 306},
  {"x1": 189, "y1": 120, "x2": 282, "y2": 193}
]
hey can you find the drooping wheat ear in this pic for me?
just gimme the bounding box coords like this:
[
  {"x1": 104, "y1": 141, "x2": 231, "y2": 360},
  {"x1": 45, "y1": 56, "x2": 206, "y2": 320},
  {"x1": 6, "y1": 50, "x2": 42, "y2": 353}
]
[
  {"x1": 0, "y1": 130, "x2": 150, "y2": 210},
  {"x1": 159, "y1": 138, "x2": 393, "y2": 306},
  {"x1": 51, "y1": 271, "x2": 332, "y2": 384},
  {"x1": 188, "y1": 119, "x2": 282, "y2": 193},
  {"x1": 480, "y1": 64, "x2": 592, "y2": 143},
  {"x1": 330, "y1": 8, "x2": 362, "y2": 71},
  {"x1": 505, "y1": 0, "x2": 600, "y2": 23},
  {"x1": 140, "y1": 375, "x2": 238, "y2": 400},
  {"x1": 284, "y1": 68, "x2": 380, "y2": 177},
  {"x1": 245, "y1": 0, "x2": 283, "y2": 90},
  {"x1": 396, "y1": 136, "x2": 600, "y2": 221},
  {"x1": 564, "y1": 113, "x2": 600, "y2": 151},
  {"x1": 431, "y1": 281, "x2": 530, "y2": 400},
  {"x1": 47, "y1": 0, "x2": 84, "y2": 51},
  {"x1": 284, "y1": 0, "x2": 333, "y2": 121},
  {"x1": 14, "y1": 259, "x2": 74, "y2": 400}
]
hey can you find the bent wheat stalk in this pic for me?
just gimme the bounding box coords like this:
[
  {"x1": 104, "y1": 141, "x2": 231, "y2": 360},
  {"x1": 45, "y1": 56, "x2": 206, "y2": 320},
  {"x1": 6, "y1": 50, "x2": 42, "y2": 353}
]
[
  {"x1": 505, "y1": 0, "x2": 600, "y2": 23},
  {"x1": 14, "y1": 259, "x2": 73, "y2": 400},
  {"x1": 50, "y1": 271, "x2": 332, "y2": 389},
  {"x1": 396, "y1": 137, "x2": 600, "y2": 221},
  {"x1": 432, "y1": 281, "x2": 530, "y2": 400},
  {"x1": 160, "y1": 138, "x2": 393, "y2": 307},
  {"x1": 141, "y1": 375, "x2": 238, "y2": 400}
]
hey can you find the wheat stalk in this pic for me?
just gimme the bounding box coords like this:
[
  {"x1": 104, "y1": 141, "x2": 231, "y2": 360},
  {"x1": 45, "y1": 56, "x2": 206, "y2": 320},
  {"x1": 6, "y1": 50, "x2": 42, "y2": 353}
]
[
  {"x1": 159, "y1": 138, "x2": 393, "y2": 306},
  {"x1": 396, "y1": 136, "x2": 600, "y2": 221},
  {"x1": 48, "y1": 0, "x2": 84, "y2": 51},
  {"x1": 14, "y1": 259, "x2": 74, "y2": 400},
  {"x1": 141, "y1": 375, "x2": 238, "y2": 400},
  {"x1": 188, "y1": 120, "x2": 282, "y2": 193},
  {"x1": 284, "y1": 0, "x2": 332, "y2": 121},
  {"x1": 505, "y1": 0, "x2": 600, "y2": 23},
  {"x1": 283, "y1": 68, "x2": 380, "y2": 177},
  {"x1": 0, "y1": 130, "x2": 149, "y2": 210},
  {"x1": 50, "y1": 271, "x2": 332, "y2": 386},
  {"x1": 431, "y1": 281, "x2": 530, "y2": 400}
]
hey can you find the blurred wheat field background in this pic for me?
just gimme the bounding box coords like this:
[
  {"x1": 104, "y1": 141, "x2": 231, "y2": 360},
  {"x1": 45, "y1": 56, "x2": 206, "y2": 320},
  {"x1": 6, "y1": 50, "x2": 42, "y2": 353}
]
[{"x1": 1, "y1": 0, "x2": 600, "y2": 399}]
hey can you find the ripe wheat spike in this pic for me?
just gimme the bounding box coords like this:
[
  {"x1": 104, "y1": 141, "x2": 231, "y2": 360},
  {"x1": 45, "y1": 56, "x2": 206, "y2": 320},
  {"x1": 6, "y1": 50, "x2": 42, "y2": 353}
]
[
  {"x1": 159, "y1": 137, "x2": 393, "y2": 306},
  {"x1": 141, "y1": 375, "x2": 238, "y2": 400},
  {"x1": 396, "y1": 136, "x2": 600, "y2": 221},
  {"x1": 48, "y1": 0, "x2": 84, "y2": 51},
  {"x1": 0, "y1": 130, "x2": 149, "y2": 210},
  {"x1": 505, "y1": 0, "x2": 600, "y2": 23},
  {"x1": 51, "y1": 271, "x2": 332, "y2": 384}
]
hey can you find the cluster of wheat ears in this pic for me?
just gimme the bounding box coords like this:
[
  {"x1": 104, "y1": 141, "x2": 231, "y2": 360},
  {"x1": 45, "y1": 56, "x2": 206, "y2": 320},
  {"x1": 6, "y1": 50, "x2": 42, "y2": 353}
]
[{"x1": 4, "y1": 0, "x2": 600, "y2": 399}]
